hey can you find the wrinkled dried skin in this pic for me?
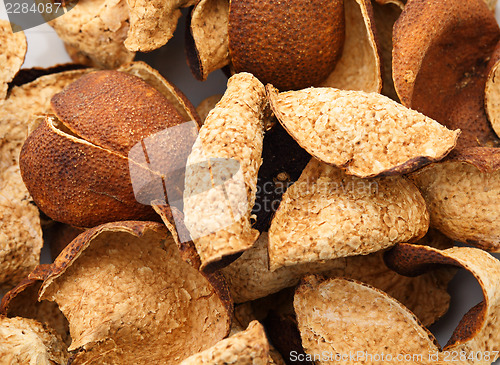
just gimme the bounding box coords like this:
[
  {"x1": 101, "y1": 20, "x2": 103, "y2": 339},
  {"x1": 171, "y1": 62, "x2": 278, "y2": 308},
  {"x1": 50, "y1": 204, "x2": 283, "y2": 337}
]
[
  {"x1": 118, "y1": 61, "x2": 201, "y2": 127},
  {"x1": 385, "y1": 244, "x2": 500, "y2": 360},
  {"x1": 228, "y1": 0, "x2": 344, "y2": 91},
  {"x1": 372, "y1": 1, "x2": 402, "y2": 100},
  {"x1": 188, "y1": 0, "x2": 230, "y2": 81},
  {"x1": 294, "y1": 276, "x2": 439, "y2": 365},
  {"x1": 39, "y1": 222, "x2": 231, "y2": 364},
  {"x1": 221, "y1": 232, "x2": 345, "y2": 303},
  {"x1": 0, "y1": 70, "x2": 89, "y2": 290},
  {"x1": 268, "y1": 159, "x2": 429, "y2": 271},
  {"x1": 0, "y1": 316, "x2": 69, "y2": 365},
  {"x1": 411, "y1": 161, "x2": 500, "y2": 251},
  {"x1": 0, "y1": 21, "x2": 27, "y2": 99},
  {"x1": 180, "y1": 321, "x2": 269, "y2": 365},
  {"x1": 485, "y1": 47, "x2": 500, "y2": 139},
  {"x1": 183, "y1": 73, "x2": 265, "y2": 270},
  {"x1": 324, "y1": 230, "x2": 456, "y2": 327},
  {"x1": 49, "y1": 0, "x2": 134, "y2": 68},
  {"x1": 267, "y1": 86, "x2": 459, "y2": 178},
  {"x1": 320, "y1": 0, "x2": 381, "y2": 93},
  {"x1": 392, "y1": 0, "x2": 500, "y2": 150},
  {"x1": 196, "y1": 94, "x2": 223, "y2": 123},
  {"x1": 125, "y1": 0, "x2": 197, "y2": 52}
]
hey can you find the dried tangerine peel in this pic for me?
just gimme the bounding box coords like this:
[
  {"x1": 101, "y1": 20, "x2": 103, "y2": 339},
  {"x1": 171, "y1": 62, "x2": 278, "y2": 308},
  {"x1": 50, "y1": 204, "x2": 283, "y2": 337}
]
[
  {"x1": 324, "y1": 230, "x2": 456, "y2": 327},
  {"x1": 228, "y1": 0, "x2": 344, "y2": 91},
  {"x1": 268, "y1": 159, "x2": 429, "y2": 271},
  {"x1": 392, "y1": 0, "x2": 500, "y2": 150},
  {"x1": 485, "y1": 43, "x2": 500, "y2": 139},
  {"x1": 294, "y1": 276, "x2": 439, "y2": 365},
  {"x1": 410, "y1": 160, "x2": 500, "y2": 251},
  {"x1": 320, "y1": 0, "x2": 382, "y2": 93},
  {"x1": 196, "y1": 94, "x2": 223, "y2": 123},
  {"x1": 49, "y1": 0, "x2": 134, "y2": 68},
  {"x1": 385, "y1": 244, "x2": 500, "y2": 357},
  {"x1": 38, "y1": 221, "x2": 232, "y2": 363},
  {"x1": 180, "y1": 321, "x2": 270, "y2": 365},
  {"x1": 125, "y1": 0, "x2": 197, "y2": 52},
  {"x1": 0, "y1": 69, "x2": 90, "y2": 290},
  {"x1": 221, "y1": 232, "x2": 345, "y2": 303},
  {"x1": 267, "y1": 85, "x2": 459, "y2": 178},
  {"x1": 118, "y1": 61, "x2": 201, "y2": 127},
  {"x1": 0, "y1": 21, "x2": 27, "y2": 100},
  {"x1": 188, "y1": 0, "x2": 230, "y2": 81},
  {"x1": 0, "y1": 316, "x2": 69, "y2": 365},
  {"x1": 183, "y1": 73, "x2": 265, "y2": 271}
]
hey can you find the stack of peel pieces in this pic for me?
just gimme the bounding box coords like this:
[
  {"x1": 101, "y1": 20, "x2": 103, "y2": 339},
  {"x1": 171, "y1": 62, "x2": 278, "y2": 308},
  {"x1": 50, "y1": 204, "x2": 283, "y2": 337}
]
[{"x1": 1, "y1": 0, "x2": 500, "y2": 363}]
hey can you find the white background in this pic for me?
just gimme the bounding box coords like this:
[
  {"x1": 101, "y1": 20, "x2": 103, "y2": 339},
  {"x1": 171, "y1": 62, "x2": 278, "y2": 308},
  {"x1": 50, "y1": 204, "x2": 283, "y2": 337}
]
[{"x1": 1, "y1": 1, "x2": 499, "y2": 362}]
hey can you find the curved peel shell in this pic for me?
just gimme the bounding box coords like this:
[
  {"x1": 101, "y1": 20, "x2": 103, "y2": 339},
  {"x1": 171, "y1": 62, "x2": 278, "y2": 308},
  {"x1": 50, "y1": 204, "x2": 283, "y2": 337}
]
[
  {"x1": 410, "y1": 160, "x2": 500, "y2": 251},
  {"x1": 187, "y1": 0, "x2": 230, "y2": 81},
  {"x1": 485, "y1": 42, "x2": 500, "y2": 139},
  {"x1": 38, "y1": 221, "x2": 232, "y2": 363},
  {"x1": 183, "y1": 73, "x2": 265, "y2": 271},
  {"x1": 320, "y1": 0, "x2": 382, "y2": 93},
  {"x1": 180, "y1": 321, "x2": 269, "y2": 364},
  {"x1": 267, "y1": 85, "x2": 459, "y2": 178},
  {"x1": 228, "y1": 0, "x2": 344, "y2": 91},
  {"x1": 268, "y1": 159, "x2": 429, "y2": 271},
  {"x1": 0, "y1": 20, "x2": 27, "y2": 99}
]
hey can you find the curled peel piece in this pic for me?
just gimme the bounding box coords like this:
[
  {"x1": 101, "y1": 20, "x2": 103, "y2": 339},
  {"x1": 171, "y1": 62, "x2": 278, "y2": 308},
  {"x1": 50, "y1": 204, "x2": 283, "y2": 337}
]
[
  {"x1": 320, "y1": 0, "x2": 382, "y2": 93},
  {"x1": 385, "y1": 244, "x2": 500, "y2": 358},
  {"x1": 485, "y1": 42, "x2": 500, "y2": 139},
  {"x1": 180, "y1": 321, "x2": 269, "y2": 365},
  {"x1": 0, "y1": 20, "x2": 27, "y2": 99},
  {"x1": 392, "y1": 0, "x2": 500, "y2": 150},
  {"x1": 294, "y1": 275, "x2": 439, "y2": 365},
  {"x1": 410, "y1": 160, "x2": 500, "y2": 251},
  {"x1": 0, "y1": 69, "x2": 91, "y2": 290},
  {"x1": 324, "y1": 229, "x2": 456, "y2": 327},
  {"x1": 221, "y1": 232, "x2": 346, "y2": 303},
  {"x1": 187, "y1": 0, "x2": 230, "y2": 81},
  {"x1": 268, "y1": 159, "x2": 429, "y2": 271},
  {"x1": 37, "y1": 221, "x2": 232, "y2": 363},
  {"x1": 183, "y1": 73, "x2": 265, "y2": 271},
  {"x1": 125, "y1": 0, "x2": 197, "y2": 52},
  {"x1": 0, "y1": 316, "x2": 69, "y2": 365},
  {"x1": 267, "y1": 85, "x2": 459, "y2": 178},
  {"x1": 49, "y1": 0, "x2": 134, "y2": 68}
]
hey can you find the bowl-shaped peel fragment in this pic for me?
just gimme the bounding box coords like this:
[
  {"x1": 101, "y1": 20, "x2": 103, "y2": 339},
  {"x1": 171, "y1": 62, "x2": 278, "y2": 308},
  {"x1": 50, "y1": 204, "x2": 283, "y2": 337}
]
[
  {"x1": 180, "y1": 321, "x2": 269, "y2": 365},
  {"x1": 268, "y1": 159, "x2": 429, "y2": 271},
  {"x1": 36, "y1": 221, "x2": 232, "y2": 364},
  {"x1": 295, "y1": 244, "x2": 500, "y2": 364},
  {"x1": 0, "y1": 316, "x2": 69, "y2": 365},
  {"x1": 267, "y1": 85, "x2": 459, "y2": 178},
  {"x1": 183, "y1": 73, "x2": 265, "y2": 271},
  {"x1": 0, "y1": 20, "x2": 27, "y2": 100}
]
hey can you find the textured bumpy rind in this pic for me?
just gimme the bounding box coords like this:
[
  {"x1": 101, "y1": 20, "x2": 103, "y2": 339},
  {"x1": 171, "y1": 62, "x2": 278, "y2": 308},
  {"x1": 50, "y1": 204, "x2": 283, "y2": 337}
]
[
  {"x1": 187, "y1": 0, "x2": 230, "y2": 81},
  {"x1": 228, "y1": 0, "x2": 344, "y2": 91},
  {"x1": 183, "y1": 73, "x2": 265, "y2": 271},
  {"x1": 320, "y1": 0, "x2": 382, "y2": 93},
  {"x1": 180, "y1": 321, "x2": 269, "y2": 365},
  {"x1": 410, "y1": 161, "x2": 500, "y2": 251},
  {"x1": 48, "y1": 0, "x2": 134, "y2": 68},
  {"x1": 0, "y1": 21, "x2": 27, "y2": 99},
  {"x1": 268, "y1": 159, "x2": 429, "y2": 271},
  {"x1": 385, "y1": 244, "x2": 500, "y2": 358},
  {"x1": 37, "y1": 221, "x2": 232, "y2": 364},
  {"x1": 294, "y1": 276, "x2": 439, "y2": 365},
  {"x1": 0, "y1": 69, "x2": 91, "y2": 290},
  {"x1": 0, "y1": 316, "x2": 69, "y2": 365},
  {"x1": 267, "y1": 85, "x2": 459, "y2": 178}
]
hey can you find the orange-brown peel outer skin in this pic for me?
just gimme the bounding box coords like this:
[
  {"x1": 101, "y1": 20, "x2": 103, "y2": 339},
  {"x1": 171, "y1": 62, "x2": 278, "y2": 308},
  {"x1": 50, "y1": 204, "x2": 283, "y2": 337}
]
[
  {"x1": 19, "y1": 117, "x2": 159, "y2": 227},
  {"x1": 228, "y1": 0, "x2": 345, "y2": 90}
]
